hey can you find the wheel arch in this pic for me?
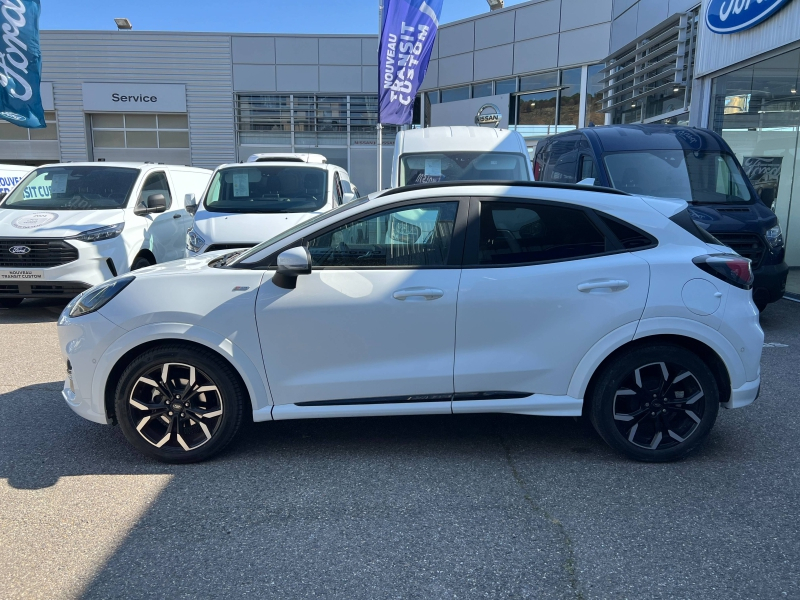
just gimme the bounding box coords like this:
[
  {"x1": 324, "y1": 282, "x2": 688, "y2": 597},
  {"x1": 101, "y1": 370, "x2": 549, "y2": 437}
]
[
  {"x1": 580, "y1": 334, "x2": 732, "y2": 417},
  {"x1": 132, "y1": 248, "x2": 156, "y2": 269},
  {"x1": 93, "y1": 324, "x2": 272, "y2": 424}
]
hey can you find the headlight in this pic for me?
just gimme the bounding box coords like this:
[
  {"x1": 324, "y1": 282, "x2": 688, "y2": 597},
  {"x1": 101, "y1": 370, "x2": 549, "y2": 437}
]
[
  {"x1": 187, "y1": 228, "x2": 206, "y2": 253},
  {"x1": 70, "y1": 223, "x2": 125, "y2": 243},
  {"x1": 765, "y1": 225, "x2": 784, "y2": 249},
  {"x1": 68, "y1": 276, "x2": 134, "y2": 318}
]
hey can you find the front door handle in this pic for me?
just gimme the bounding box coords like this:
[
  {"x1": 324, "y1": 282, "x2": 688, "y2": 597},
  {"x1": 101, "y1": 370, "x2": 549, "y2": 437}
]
[
  {"x1": 173, "y1": 214, "x2": 182, "y2": 219},
  {"x1": 577, "y1": 279, "x2": 629, "y2": 294},
  {"x1": 393, "y1": 287, "x2": 444, "y2": 301}
]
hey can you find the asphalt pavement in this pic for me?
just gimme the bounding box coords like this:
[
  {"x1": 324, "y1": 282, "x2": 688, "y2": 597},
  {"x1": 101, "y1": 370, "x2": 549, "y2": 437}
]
[{"x1": 1, "y1": 298, "x2": 798, "y2": 599}]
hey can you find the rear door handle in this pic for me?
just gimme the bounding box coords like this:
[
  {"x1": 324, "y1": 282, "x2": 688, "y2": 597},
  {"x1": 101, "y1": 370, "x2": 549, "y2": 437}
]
[
  {"x1": 577, "y1": 279, "x2": 629, "y2": 293},
  {"x1": 393, "y1": 287, "x2": 444, "y2": 301}
]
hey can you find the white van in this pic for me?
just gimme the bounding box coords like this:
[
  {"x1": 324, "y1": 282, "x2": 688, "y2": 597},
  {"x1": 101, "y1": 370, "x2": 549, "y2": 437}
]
[
  {"x1": 390, "y1": 126, "x2": 534, "y2": 188},
  {"x1": 186, "y1": 153, "x2": 357, "y2": 256},
  {"x1": 0, "y1": 164, "x2": 34, "y2": 197},
  {"x1": 0, "y1": 162, "x2": 211, "y2": 308}
]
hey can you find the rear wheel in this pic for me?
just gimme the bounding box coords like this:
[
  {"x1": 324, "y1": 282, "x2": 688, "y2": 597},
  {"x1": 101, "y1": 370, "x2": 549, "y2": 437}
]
[
  {"x1": 115, "y1": 345, "x2": 245, "y2": 463},
  {"x1": 590, "y1": 345, "x2": 719, "y2": 462},
  {"x1": 0, "y1": 298, "x2": 23, "y2": 309},
  {"x1": 131, "y1": 255, "x2": 154, "y2": 271}
]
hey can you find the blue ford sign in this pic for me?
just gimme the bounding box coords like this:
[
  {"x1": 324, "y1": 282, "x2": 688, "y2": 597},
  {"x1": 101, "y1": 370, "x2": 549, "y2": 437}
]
[
  {"x1": 706, "y1": 0, "x2": 794, "y2": 34},
  {"x1": 0, "y1": 0, "x2": 46, "y2": 128}
]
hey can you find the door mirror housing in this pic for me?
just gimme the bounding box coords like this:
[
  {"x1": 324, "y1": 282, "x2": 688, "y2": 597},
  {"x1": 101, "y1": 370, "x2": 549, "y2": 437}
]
[
  {"x1": 184, "y1": 193, "x2": 199, "y2": 215},
  {"x1": 134, "y1": 193, "x2": 168, "y2": 216},
  {"x1": 758, "y1": 187, "x2": 776, "y2": 210},
  {"x1": 273, "y1": 246, "x2": 312, "y2": 290},
  {"x1": 342, "y1": 191, "x2": 356, "y2": 204}
]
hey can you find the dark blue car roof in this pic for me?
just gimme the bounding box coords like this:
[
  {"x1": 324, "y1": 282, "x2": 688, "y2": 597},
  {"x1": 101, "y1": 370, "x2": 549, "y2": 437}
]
[{"x1": 582, "y1": 125, "x2": 729, "y2": 153}]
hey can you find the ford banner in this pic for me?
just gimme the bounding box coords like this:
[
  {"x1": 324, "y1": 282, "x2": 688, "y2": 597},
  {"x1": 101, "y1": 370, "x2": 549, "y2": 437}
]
[
  {"x1": 0, "y1": 0, "x2": 45, "y2": 128},
  {"x1": 379, "y1": 0, "x2": 443, "y2": 125}
]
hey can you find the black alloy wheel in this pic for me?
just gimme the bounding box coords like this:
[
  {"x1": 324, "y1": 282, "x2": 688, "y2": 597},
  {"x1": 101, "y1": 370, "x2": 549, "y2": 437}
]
[
  {"x1": 590, "y1": 345, "x2": 719, "y2": 462},
  {"x1": 131, "y1": 255, "x2": 154, "y2": 271},
  {"x1": 115, "y1": 345, "x2": 245, "y2": 463}
]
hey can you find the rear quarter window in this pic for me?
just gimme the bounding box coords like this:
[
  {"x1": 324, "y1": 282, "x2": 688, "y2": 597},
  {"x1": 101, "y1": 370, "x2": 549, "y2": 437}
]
[{"x1": 669, "y1": 208, "x2": 722, "y2": 245}]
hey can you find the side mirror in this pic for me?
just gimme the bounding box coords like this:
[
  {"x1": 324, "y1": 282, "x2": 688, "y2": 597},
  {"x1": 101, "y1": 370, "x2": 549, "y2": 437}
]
[
  {"x1": 184, "y1": 193, "x2": 198, "y2": 215},
  {"x1": 342, "y1": 191, "x2": 356, "y2": 204},
  {"x1": 758, "y1": 187, "x2": 775, "y2": 210},
  {"x1": 147, "y1": 193, "x2": 167, "y2": 213},
  {"x1": 272, "y1": 246, "x2": 312, "y2": 290},
  {"x1": 0, "y1": 192, "x2": 6, "y2": 203}
]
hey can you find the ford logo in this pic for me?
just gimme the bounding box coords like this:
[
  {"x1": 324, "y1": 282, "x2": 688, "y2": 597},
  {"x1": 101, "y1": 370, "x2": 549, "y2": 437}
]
[
  {"x1": 9, "y1": 246, "x2": 31, "y2": 255},
  {"x1": 706, "y1": 0, "x2": 794, "y2": 34},
  {"x1": 475, "y1": 104, "x2": 502, "y2": 128}
]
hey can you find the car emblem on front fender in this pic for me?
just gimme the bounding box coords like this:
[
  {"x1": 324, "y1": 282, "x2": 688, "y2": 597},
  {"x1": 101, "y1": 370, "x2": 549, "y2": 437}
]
[{"x1": 9, "y1": 246, "x2": 31, "y2": 255}]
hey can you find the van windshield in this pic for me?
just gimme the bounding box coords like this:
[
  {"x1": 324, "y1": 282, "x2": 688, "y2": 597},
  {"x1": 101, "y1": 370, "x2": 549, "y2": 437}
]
[
  {"x1": 1, "y1": 166, "x2": 140, "y2": 210},
  {"x1": 205, "y1": 165, "x2": 328, "y2": 213},
  {"x1": 603, "y1": 150, "x2": 753, "y2": 204},
  {"x1": 400, "y1": 152, "x2": 530, "y2": 186}
]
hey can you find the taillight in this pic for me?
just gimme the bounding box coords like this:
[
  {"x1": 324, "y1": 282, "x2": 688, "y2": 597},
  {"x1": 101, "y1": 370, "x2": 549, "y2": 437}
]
[{"x1": 692, "y1": 254, "x2": 754, "y2": 290}]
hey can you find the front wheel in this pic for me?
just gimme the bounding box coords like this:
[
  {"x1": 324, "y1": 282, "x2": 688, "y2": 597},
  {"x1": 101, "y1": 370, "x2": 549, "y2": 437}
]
[
  {"x1": 115, "y1": 344, "x2": 245, "y2": 463},
  {"x1": 590, "y1": 345, "x2": 719, "y2": 462},
  {"x1": 131, "y1": 255, "x2": 154, "y2": 271}
]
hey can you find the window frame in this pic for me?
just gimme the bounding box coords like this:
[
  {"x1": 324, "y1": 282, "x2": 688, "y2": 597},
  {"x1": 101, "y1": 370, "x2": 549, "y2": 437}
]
[
  {"x1": 248, "y1": 196, "x2": 470, "y2": 271},
  {"x1": 462, "y1": 196, "x2": 657, "y2": 268},
  {"x1": 137, "y1": 170, "x2": 174, "y2": 210}
]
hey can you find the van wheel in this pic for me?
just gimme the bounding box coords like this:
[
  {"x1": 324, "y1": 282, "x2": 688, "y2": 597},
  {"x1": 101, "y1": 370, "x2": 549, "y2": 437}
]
[
  {"x1": 589, "y1": 345, "x2": 719, "y2": 462},
  {"x1": 131, "y1": 255, "x2": 153, "y2": 271},
  {"x1": 114, "y1": 344, "x2": 245, "y2": 463},
  {"x1": 0, "y1": 298, "x2": 23, "y2": 309}
]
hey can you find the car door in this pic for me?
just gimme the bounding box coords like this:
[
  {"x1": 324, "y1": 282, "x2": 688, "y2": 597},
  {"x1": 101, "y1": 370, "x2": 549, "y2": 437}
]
[
  {"x1": 137, "y1": 170, "x2": 181, "y2": 262},
  {"x1": 453, "y1": 197, "x2": 651, "y2": 412},
  {"x1": 255, "y1": 197, "x2": 467, "y2": 409}
]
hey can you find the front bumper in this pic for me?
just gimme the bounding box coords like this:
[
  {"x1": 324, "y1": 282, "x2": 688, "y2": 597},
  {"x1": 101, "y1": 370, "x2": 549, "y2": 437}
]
[
  {"x1": 723, "y1": 376, "x2": 761, "y2": 409},
  {"x1": 753, "y1": 261, "x2": 788, "y2": 305}
]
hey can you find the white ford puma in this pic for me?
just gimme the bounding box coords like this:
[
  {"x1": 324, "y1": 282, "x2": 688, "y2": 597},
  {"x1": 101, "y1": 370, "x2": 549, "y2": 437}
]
[{"x1": 57, "y1": 182, "x2": 763, "y2": 463}]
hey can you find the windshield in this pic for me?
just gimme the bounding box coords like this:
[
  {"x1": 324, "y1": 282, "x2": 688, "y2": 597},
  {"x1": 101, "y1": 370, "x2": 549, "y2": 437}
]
[
  {"x1": 603, "y1": 150, "x2": 753, "y2": 204},
  {"x1": 231, "y1": 196, "x2": 370, "y2": 266},
  {"x1": 1, "y1": 166, "x2": 139, "y2": 210},
  {"x1": 205, "y1": 165, "x2": 328, "y2": 214},
  {"x1": 400, "y1": 152, "x2": 530, "y2": 186}
]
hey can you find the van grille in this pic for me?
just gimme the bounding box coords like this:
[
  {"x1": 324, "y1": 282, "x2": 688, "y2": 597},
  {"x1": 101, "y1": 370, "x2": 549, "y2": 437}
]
[
  {"x1": 0, "y1": 238, "x2": 79, "y2": 268},
  {"x1": 713, "y1": 233, "x2": 766, "y2": 269}
]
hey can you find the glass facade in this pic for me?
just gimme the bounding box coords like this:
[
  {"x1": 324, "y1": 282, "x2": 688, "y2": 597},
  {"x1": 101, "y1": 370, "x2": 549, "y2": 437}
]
[
  {"x1": 711, "y1": 47, "x2": 800, "y2": 280},
  {"x1": 0, "y1": 111, "x2": 58, "y2": 141},
  {"x1": 91, "y1": 113, "x2": 189, "y2": 149}
]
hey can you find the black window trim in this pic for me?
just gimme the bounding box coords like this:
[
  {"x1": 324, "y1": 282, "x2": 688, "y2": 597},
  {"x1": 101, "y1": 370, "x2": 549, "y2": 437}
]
[
  {"x1": 243, "y1": 196, "x2": 470, "y2": 271},
  {"x1": 592, "y1": 210, "x2": 659, "y2": 252},
  {"x1": 462, "y1": 196, "x2": 657, "y2": 269}
]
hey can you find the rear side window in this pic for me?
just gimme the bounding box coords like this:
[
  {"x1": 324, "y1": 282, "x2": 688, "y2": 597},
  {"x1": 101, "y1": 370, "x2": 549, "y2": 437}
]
[
  {"x1": 599, "y1": 215, "x2": 655, "y2": 250},
  {"x1": 669, "y1": 208, "x2": 722, "y2": 245},
  {"x1": 477, "y1": 201, "x2": 610, "y2": 266}
]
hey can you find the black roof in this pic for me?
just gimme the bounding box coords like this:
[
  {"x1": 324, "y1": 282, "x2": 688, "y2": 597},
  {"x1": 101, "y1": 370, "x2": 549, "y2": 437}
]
[
  {"x1": 581, "y1": 125, "x2": 728, "y2": 153},
  {"x1": 379, "y1": 180, "x2": 630, "y2": 197}
]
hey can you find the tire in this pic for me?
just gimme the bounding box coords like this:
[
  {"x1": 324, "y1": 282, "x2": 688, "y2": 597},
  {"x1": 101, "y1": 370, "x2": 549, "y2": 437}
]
[
  {"x1": 115, "y1": 344, "x2": 245, "y2": 463},
  {"x1": 755, "y1": 300, "x2": 768, "y2": 313},
  {"x1": 589, "y1": 345, "x2": 719, "y2": 462},
  {"x1": 131, "y1": 255, "x2": 153, "y2": 271},
  {"x1": 0, "y1": 298, "x2": 23, "y2": 309}
]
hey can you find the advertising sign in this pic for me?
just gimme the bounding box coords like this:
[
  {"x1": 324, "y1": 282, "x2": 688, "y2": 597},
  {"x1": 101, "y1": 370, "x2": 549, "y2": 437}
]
[
  {"x1": 379, "y1": 0, "x2": 443, "y2": 125},
  {"x1": 429, "y1": 94, "x2": 511, "y2": 129},
  {"x1": 0, "y1": 0, "x2": 45, "y2": 128},
  {"x1": 706, "y1": 0, "x2": 794, "y2": 34},
  {"x1": 743, "y1": 156, "x2": 783, "y2": 207}
]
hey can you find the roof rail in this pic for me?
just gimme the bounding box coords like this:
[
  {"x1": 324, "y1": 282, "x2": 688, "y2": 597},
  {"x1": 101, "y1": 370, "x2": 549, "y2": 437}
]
[{"x1": 378, "y1": 180, "x2": 630, "y2": 197}]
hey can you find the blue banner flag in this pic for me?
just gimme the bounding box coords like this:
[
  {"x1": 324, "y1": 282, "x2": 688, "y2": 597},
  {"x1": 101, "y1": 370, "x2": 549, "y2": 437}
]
[
  {"x1": 0, "y1": 0, "x2": 45, "y2": 128},
  {"x1": 379, "y1": 0, "x2": 443, "y2": 125}
]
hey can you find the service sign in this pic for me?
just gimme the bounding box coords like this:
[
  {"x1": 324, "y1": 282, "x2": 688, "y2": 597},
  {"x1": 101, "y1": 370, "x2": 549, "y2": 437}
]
[
  {"x1": 82, "y1": 83, "x2": 187, "y2": 113},
  {"x1": 706, "y1": 0, "x2": 794, "y2": 34}
]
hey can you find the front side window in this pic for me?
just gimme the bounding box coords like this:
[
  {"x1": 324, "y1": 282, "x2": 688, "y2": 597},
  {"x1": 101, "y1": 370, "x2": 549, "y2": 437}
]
[
  {"x1": 603, "y1": 150, "x2": 753, "y2": 204},
  {"x1": 2, "y1": 166, "x2": 140, "y2": 210},
  {"x1": 139, "y1": 172, "x2": 173, "y2": 209},
  {"x1": 477, "y1": 201, "x2": 609, "y2": 266},
  {"x1": 205, "y1": 165, "x2": 328, "y2": 214},
  {"x1": 308, "y1": 202, "x2": 458, "y2": 268},
  {"x1": 400, "y1": 152, "x2": 529, "y2": 186}
]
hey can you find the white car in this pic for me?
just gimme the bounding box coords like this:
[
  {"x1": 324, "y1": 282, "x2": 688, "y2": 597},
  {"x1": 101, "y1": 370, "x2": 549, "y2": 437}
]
[
  {"x1": 185, "y1": 154, "x2": 357, "y2": 256},
  {"x1": 57, "y1": 181, "x2": 763, "y2": 464},
  {"x1": 0, "y1": 162, "x2": 211, "y2": 308},
  {"x1": 391, "y1": 127, "x2": 534, "y2": 188}
]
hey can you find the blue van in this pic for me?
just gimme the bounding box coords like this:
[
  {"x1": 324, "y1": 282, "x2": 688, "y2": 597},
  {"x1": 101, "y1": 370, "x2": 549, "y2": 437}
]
[{"x1": 533, "y1": 124, "x2": 788, "y2": 311}]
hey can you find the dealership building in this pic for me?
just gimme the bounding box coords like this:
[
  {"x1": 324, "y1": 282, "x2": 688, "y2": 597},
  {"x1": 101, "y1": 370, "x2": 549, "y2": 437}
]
[{"x1": 1, "y1": 0, "x2": 799, "y2": 265}]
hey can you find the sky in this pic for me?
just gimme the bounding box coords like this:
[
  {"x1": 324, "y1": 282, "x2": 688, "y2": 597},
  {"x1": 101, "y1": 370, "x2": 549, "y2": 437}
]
[{"x1": 38, "y1": 0, "x2": 530, "y2": 34}]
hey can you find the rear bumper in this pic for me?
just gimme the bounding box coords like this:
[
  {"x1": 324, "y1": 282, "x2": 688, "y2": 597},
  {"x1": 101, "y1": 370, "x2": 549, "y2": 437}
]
[
  {"x1": 753, "y1": 261, "x2": 788, "y2": 305},
  {"x1": 723, "y1": 376, "x2": 760, "y2": 409}
]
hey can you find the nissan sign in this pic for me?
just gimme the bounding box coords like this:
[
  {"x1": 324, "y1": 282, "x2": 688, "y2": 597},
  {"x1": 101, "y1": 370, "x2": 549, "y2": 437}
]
[
  {"x1": 475, "y1": 104, "x2": 502, "y2": 127},
  {"x1": 706, "y1": 0, "x2": 794, "y2": 34}
]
